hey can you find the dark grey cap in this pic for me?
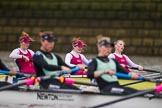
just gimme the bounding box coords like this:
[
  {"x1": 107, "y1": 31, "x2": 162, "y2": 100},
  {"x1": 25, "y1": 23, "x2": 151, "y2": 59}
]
[
  {"x1": 98, "y1": 40, "x2": 114, "y2": 47},
  {"x1": 41, "y1": 35, "x2": 57, "y2": 42}
]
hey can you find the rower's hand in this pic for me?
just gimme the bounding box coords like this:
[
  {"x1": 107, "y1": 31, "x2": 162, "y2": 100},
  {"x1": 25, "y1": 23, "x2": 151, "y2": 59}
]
[
  {"x1": 95, "y1": 70, "x2": 115, "y2": 78},
  {"x1": 61, "y1": 66, "x2": 71, "y2": 74},
  {"x1": 138, "y1": 65, "x2": 143, "y2": 71},
  {"x1": 76, "y1": 64, "x2": 85, "y2": 70},
  {"x1": 104, "y1": 70, "x2": 115, "y2": 76},
  {"x1": 22, "y1": 55, "x2": 30, "y2": 62},
  {"x1": 9, "y1": 70, "x2": 16, "y2": 76},
  {"x1": 129, "y1": 72, "x2": 139, "y2": 79},
  {"x1": 120, "y1": 64, "x2": 126, "y2": 68}
]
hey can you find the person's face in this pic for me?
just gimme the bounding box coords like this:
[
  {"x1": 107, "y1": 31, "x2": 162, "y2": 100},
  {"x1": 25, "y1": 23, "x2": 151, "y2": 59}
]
[
  {"x1": 41, "y1": 40, "x2": 54, "y2": 52},
  {"x1": 98, "y1": 45, "x2": 112, "y2": 56},
  {"x1": 115, "y1": 41, "x2": 125, "y2": 53},
  {"x1": 20, "y1": 42, "x2": 30, "y2": 50},
  {"x1": 73, "y1": 45, "x2": 83, "y2": 53}
]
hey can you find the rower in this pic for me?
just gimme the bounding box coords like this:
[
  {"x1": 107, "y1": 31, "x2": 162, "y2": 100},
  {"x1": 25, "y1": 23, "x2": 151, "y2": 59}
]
[
  {"x1": 87, "y1": 35, "x2": 140, "y2": 95},
  {"x1": 108, "y1": 40, "x2": 143, "y2": 73},
  {"x1": 9, "y1": 31, "x2": 35, "y2": 74},
  {"x1": 65, "y1": 37, "x2": 88, "y2": 75},
  {"x1": 33, "y1": 31, "x2": 79, "y2": 90}
]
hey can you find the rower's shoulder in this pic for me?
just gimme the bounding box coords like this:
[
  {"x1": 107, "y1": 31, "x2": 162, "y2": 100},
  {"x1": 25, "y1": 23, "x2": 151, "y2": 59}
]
[
  {"x1": 88, "y1": 58, "x2": 97, "y2": 63},
  {"x1": 34, "y1": 51, "x2": 42, "y2": 55}
]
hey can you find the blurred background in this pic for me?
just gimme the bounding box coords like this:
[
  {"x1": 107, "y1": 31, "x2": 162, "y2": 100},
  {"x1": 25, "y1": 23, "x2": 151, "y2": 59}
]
[
  {"x1": 0, "y1": 0, "x2": 162, "y2": 56},
  {"x1": 0, "y1": 2, "x2": 162, "y2": 108},
  {"x1": 0, "y1": 1, "x2": 162, "y2": 108}
]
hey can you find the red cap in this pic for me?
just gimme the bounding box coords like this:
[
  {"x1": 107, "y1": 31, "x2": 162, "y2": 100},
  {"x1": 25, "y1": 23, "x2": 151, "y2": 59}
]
[
  {"x1": 19, "y1": 37, "x2": 31, "y2": 43},
  {"x1": 73, "y1": 40, "x2": 86, "y2": 47}
]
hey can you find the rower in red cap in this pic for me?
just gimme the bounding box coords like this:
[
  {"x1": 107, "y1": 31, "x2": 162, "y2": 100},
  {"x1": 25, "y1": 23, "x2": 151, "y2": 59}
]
[
  {"x1": 9, "y1": 31, "x2": 35, "y2": 74},
  {"x1": 65, "y1": 37, "x2": 89, "y2": 75}
]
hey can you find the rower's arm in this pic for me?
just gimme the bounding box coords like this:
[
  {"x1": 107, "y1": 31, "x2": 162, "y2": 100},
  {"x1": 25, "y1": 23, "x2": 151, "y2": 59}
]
[
  {"x1": 9, "y1": 48, "x2": 22, "y2": 59},
  {"x1": 87, "y1": 59, "x2": 97, "y2": 78},
  {"x1": 64, "y1": 53, "x2": 76, "y2": 67}
]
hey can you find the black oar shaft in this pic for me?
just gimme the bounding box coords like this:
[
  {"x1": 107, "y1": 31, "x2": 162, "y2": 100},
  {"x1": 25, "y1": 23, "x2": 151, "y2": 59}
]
[
  {"x1": 121, "y1": 80, "x2": 144, "y2": 86},
  {"x1": 0, "y1": 82, "x2": 25, "y2": 91},
  {"x1": 16, "y1": 72, "x2": 35, "y2": 77},
  {"x1": 90, "y1": 89, "x2": 154, "y2": 108},
  {"x1": 129, "y1": 67, "x2": 161, "y2": 73},
  {"x1": 0, "y1": 70, "x2": 35, "y2": 77},
  {"x1": 121, "y1": 76, "x2": 162, "y2": 87},
  {"x1": 143, "y1": 69, "x2": 159, "y2": 73}
]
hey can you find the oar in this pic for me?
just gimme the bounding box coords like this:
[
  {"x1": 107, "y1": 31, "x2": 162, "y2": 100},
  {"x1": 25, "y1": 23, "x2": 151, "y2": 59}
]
[
  {"x1": 62, "y1": 67, "x2": 80, "y2": 74},
  {"x1": 89, "y1": 84, "x2": 162, "y2": 108},
  {"x1": 126, "y1": 66, "x2": 161, "y2": 73},
  {"x1": 61, "y1": 72, "x2": 151, "y2": 87},
  {"x1": 61, "y1": 72, "x2": 155, "y2": 87},
  {"x1": 61, "y1": 72, "x2": 149, "y2": 87},
  {"x1": 0, "y1": 67, "x2": 79, "y2": 91},
  {"x1": 62, "y1": 72, "x2": 160, "y2": 87},
  {"x1": 115, "y1": 72, "x2": 143, "y2": 80},
  {"x1": 0, "y1": 70, "x2": 35, "y2": 77},
  {"x1": 0, "y1": 77, "x2": 36, "y2": 91},
  {"x1": 121, "y1": 76, "x2": 162, "y2": 87},
  {"x1": 0, "y1": 67, "x2": 80, "y2": 77},
  {"x1": 60, "y1": 72, "x2": 142, "y2": 87},
  {"x1": 64, "y1": 72, "x2": 162, "y2": 87}
]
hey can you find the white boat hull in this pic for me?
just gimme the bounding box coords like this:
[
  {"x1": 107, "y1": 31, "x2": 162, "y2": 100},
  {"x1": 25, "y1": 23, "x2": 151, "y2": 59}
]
[{"x1": 0, "y1": 89, "x2": 162, "y2": 108}]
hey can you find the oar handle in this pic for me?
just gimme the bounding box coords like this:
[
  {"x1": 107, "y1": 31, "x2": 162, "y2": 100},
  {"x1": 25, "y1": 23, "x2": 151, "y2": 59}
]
[
  {"x1": 62, "y1": 67, "x2": 80, "y2": 74},
  {"x1": 115, "y1": 72, "x2": 143, "y2": 80},
  {"x1": 115, "y1": 72, "x2": 160, "y2": 82},
  {"x1": 0, "y1": 70, "x2": 10, "y2": 75}
]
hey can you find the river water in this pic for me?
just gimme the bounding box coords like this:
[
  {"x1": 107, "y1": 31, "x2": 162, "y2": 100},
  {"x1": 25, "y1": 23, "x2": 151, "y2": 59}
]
[{"x1": 0, "y1": 51, "x2": 162, "y2": 108}]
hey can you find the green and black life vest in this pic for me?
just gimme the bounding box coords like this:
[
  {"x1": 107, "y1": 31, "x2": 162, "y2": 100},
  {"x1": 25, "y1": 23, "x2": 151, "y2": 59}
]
[
  {"x1": 96, "y1": 58, "x2": 118, "y2": 82},
  {"x1": 35, "y1": 51, "x2": 58, "y2": 76}
]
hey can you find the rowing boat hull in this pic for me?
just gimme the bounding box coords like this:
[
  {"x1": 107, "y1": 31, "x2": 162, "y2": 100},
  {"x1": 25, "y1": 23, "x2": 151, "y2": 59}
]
[{"x1": 0, "y1": 89, "x2": 161, "y2": 108}]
